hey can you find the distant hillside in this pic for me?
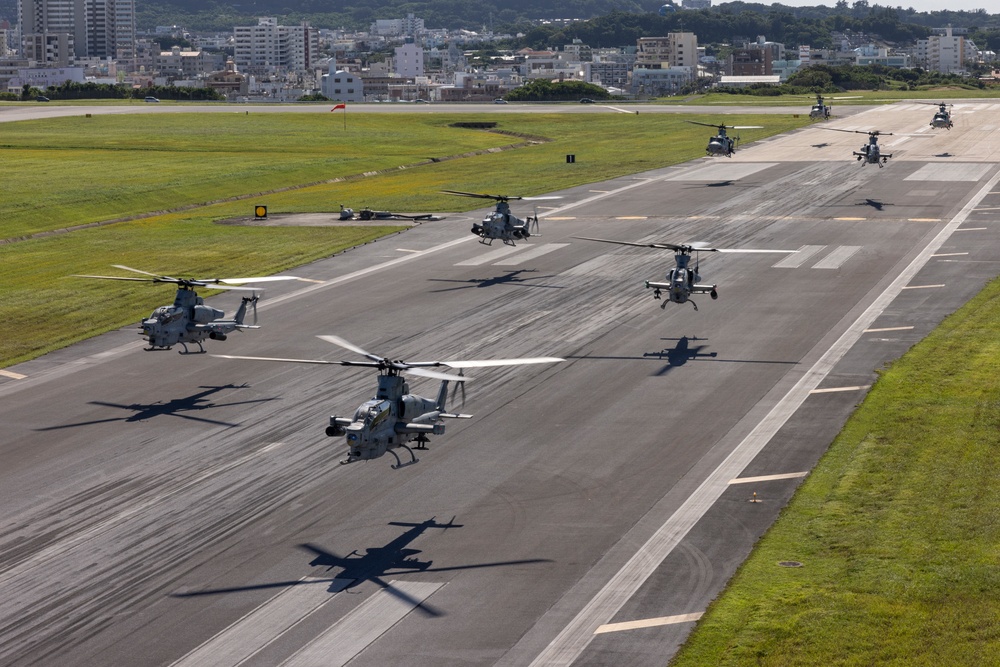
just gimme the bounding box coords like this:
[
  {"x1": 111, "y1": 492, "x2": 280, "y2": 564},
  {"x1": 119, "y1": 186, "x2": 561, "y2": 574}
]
[{"x1": 136, "y1": 0, "x2": 666, "y2": 32}]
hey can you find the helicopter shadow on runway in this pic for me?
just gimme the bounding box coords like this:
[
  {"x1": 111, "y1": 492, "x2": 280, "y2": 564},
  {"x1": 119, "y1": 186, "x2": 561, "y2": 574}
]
[
  {"x1": 172, "y1": 517, "x2": 552, "y2": 617},
  {"x1": 427, "y1": 269, "x2": 565, "y2": 293},
  {"x1": 35, "y1": 384, "x2": 276, "y2": 431},
  {"x1": 570, "y1": 336, "x2": 799, "y2": 377}
]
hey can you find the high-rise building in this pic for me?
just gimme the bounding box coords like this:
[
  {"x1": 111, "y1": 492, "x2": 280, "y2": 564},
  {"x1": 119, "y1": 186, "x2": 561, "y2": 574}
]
[
  {"x1": 234, "y1": 17, "x2": 319, "y2": 75},
  {"x1": 17, "y1": 0, "x2": 134, "y2": 63}
]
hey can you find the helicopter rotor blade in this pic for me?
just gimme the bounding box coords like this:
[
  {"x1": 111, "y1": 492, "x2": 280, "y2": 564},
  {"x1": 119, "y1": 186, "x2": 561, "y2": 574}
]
[
  {"x1": 111, "y1": 264, "x2": 172, "y2": 279},
  {"x1": 441, "y1": 190, "x2": 518, "y2": 201},
  {"x1": 211, "y1": 354, "x2": 342, "y2": 365},
  {"x1": 685, "y1": 120, "x2": 719, "y2": 128},
  {"x1": 73, "y1": 274, "x2": 158, "y2": 282},
  {"x1": 730, "y1": 125, "x2": 763, "y2": 130},
  {"x1": 573, "y1": 236, "x2": 693, "y2": 252},
  {"x1": 521, "y1": 196, "x2": 563, "y2": 201},
  {"x1": 439, "y1": 357, "x2": 563, "y2": 369},
  {"x1": 405, "y1": 367, "x2": 471, "y2": 382},
  {"x1": 209, "y1": 276, "x2": 302, "y2": 285},
  {"x1": 316, "y1": 335, "x2": 384, "y2": 362},
  {"x1": 714, "y1": 248, "x2": 798, "y2": 254}
]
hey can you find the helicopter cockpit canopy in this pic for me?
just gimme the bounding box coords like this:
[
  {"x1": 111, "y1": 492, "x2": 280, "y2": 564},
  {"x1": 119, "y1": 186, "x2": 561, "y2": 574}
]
[
  {"x1": 355, "y1": 400, "x2": 392, "y2": 426},
  {"x1": 148, "y1": 305, "x2": 184, "y2": 324}
]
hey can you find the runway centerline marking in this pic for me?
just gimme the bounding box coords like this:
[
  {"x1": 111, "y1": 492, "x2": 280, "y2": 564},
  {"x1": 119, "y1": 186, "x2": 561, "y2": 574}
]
[
  {"x1": 729, "y1": 472, "x2": 809, "y2": 484},
  {"x1": 932, "y1": 252, "x2": 968, "y2": 257},
  {"x1": 955, "y1": 227, "x2": 988, "y2": 231},
  {"x1": 594, "y1": 613, "x2": 703, "y2": 634},
  {"x1": 902, "y1": 284, "x2": 946, "y2": 289},
  {"x1": 773, "y1": 245, "x2": 826, "y2": 269},
  {"x1": 518, "y1": 164, "x2": 1000, "y2": 667},
  {"x1": 812, "y1": 246, "x2": 862, "y2": 270},
  {"x1": 810, "y1": 385, "x2": 871, "y2": 394}
]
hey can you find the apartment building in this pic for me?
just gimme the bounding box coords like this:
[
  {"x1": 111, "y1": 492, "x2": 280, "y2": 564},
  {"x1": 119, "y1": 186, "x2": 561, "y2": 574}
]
[{"x1": 234, "y1": 17, "x2": 319, "y2": 75}]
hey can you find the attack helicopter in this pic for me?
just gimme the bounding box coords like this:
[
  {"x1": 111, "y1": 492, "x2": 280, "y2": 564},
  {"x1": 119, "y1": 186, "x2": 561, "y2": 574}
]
[
  {"x1": 574, "y1": 237, "x2": 795, "y2": 310},
  {"x1": 73, "y1": 265, "x2": 300, "y2": 353},
  {"x1": 920, "y1": 101, "x2": 954, "y2": 129},
  {"x1": 686, "y1": 121, "x2": 763, "y2": 157},
  {"x1": 821, "y1": 128, "x2": 895, "y2": 167},
  {"x1": 801, "y1": 93, "x2": 861, "y2": 120},
  {"x1": 214, "y1": 335, "x2": 562, "y2": 468},
  {"x1": 442, "y1": 190, "x2": 561, "y2": 246}
]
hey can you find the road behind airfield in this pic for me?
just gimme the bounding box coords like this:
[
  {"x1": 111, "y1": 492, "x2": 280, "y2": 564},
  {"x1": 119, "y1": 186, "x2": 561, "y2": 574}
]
[{"x1": 1, "y1": 101, "x2": 999, "y2": 666}]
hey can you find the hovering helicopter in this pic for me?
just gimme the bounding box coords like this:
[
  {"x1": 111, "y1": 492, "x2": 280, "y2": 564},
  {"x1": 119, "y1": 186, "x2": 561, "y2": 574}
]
[
  {"x1": 442, "y1": 190, "x2": 561, "y2": 245},
  {"x1": 214, "y1": 335, "x2": 562, "y2": 468},
  {"x1": 73, "y1": 265, "x2": 300, "y2": 354},
  {"x1": 820, "y1": 128, "x2": 899, "y2": 167},
  {"x1": 574, "y1": 237, "x2": 795, "y2": 310},
  {"x1": 802, "y1": 93, "x2": 861, "y2": 120},
  {"x1": 686, "y1": 121, "x2": 763, "y2": 157},
  {"x1": 920, "y1": 101, "x2": 954, "y2": 129}
]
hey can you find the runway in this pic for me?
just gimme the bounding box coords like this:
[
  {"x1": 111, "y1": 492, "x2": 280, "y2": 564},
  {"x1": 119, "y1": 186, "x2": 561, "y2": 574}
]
[{"x1": 1, "y1": 101, "x2": 999, "y2": 666}]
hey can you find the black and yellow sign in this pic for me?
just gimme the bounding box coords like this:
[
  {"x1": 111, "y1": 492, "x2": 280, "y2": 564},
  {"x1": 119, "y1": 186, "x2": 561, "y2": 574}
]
[{"x1": 254, "y1": 205, "x2": 268, "y2": 219}]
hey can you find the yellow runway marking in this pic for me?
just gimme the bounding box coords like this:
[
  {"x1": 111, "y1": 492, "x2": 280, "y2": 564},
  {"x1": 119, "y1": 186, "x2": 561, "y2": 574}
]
[
  {"x1": 594, "y1": 613, "x2": 703, "y2": 634},
  {"x1": 902, "y1": 284, "x2": 946, "y2": 289},
  {"x1": 0, "y1": 370, "x2": 26, "y2": 380},
  {"x1": 810, "y1": 385, "x2": 871, "y2": 394},
  {"x1": 864, "y1": 326, "x2": 914, "y2": 333},
  {"x1": 729, "y1": 472, "x2": 809, "y2": 484}
]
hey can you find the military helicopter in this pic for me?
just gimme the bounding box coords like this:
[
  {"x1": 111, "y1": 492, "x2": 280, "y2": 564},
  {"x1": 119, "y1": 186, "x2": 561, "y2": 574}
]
[
  {"x1": 214, "y1": 335, "x2": 562, "y2": 468},
  {"x1": 686, "y1": 121, "x2": 763, "y2": 157},
  {"x1": 801, "y1": 93, "x2": 861, "y2": 120},
  {"x1": 821, "y1": 128, "x2": 895, "y2": 167},
  {"x1": 574, "y1": 237, "x2": 795, "y2": 310},
  {"x1": 74, "y1": 265, "x2": 300, "y2": 353},
  {"x1": 920, "y1": 101, "x2": 954, "y2": 129},
  {"x1": 442, "y1": 190, "x2": 561, "y2": 245}
]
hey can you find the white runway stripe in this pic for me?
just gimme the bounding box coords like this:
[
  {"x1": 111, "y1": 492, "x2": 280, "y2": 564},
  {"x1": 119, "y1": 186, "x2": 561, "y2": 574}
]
[
  {"x1": 455, "y1": 244, "x2": 526, "y2": 266},
  {"x1": 170, "y1": 578, "x2": 349, "y2": 667},
  {"x1": 594, "y1": 612, "x2": 703, "y2": 634},
  {"x1": 729, "y1": 472, "x2": 809, "y2": 484},
  {"x1": 281, "y1": 581, "x2": 443, "y2": 667},
  {"x1": 773, "y1": 245, "x2": 826, "y2": 269},
  {"x1": 494, "y1": 243, "x2": 569, "y2": 265},
  {"x1": 813, "y1": 246, "x2": 862, "y2": 269}
]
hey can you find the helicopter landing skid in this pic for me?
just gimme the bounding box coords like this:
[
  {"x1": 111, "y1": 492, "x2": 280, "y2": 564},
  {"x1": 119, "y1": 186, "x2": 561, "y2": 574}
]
[
  {"x1": 177, "y1": 341, "x2": 206, "y2": 355},
  {"x1": 479, "y1": 237, "x2": 494, "y2": 245},
  {"x1": 389, "y1": 444, "x2": 419, "y2": 469}
]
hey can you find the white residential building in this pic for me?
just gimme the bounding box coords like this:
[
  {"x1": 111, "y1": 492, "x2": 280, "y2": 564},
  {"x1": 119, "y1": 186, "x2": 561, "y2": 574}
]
[
  {"x1": 372, "y1": 13, "x2": 424, "y2": 37},
  {"x1": 234, "y1": 17, "x2": 319, "y2": 75},
  {"x1": 916, "y1": 26, "x2": 964, "y2": 73},
  {"x1": 17, "y1": 0, "x2": 134, "y2": 63},
  {"x1": 393, "y1": 41, "x2": 423, "y2": 78},
  {"x1": 321, "y1": 61, "x2": 363, "y2": 101}
]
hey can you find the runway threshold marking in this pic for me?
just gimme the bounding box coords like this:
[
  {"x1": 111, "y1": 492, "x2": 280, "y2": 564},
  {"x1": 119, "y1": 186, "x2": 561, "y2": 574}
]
[
  {"x1": 169, "y1": 578, "x2": 350, "y2": 667},
  {"x1": 455, "y1": 244, "x2": 528, "y2": 266},
  {"x1": 864, "y1": 326, "x2": 914, "y2": 333},
  {"x1": 593, "y1": 613, "x2": 703, "y2": 634},
  {"x1": 494, "y1": 243, "x2": 569, "y2": 266},
  {"x1": 728, "y1": 472, "x2": 809, "y2": 484},
  {"x1": 0, "y1": 369, "x2": 26, "y2": 380},
  {"x1": 809, "y1": 385, "x2": 871, "y2": 394},
  {"x1": 773, "y1": 245, "x2": 826, "y2": 269},
  {"x1": 516, "y1": 165, "x2": 1000, "y2": 667},
  {"x1": 281, "y1": 581, "x2": 443, "y2": 667},
  {"x1": 812, "y1": 246, "x2": 862, "y2": 270}
]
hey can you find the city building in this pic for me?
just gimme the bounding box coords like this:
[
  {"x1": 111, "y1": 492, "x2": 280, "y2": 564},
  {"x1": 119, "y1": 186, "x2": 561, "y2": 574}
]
[
  {"x1": 372, "y1": 13, "x2": 424, "y2": 37},
  {"x1": 393, "y1": 40, "x2": 423, "y2": 78},
  {"x1": 17, "y1": 0, "x2": 134, "y2": 63},
  {"x1": 234, "y1": 17, "x2": 319, "y2": 75},
  {"x1": 915, "y1": 26, "x2": 964, "y2": 73},
  {"x1": 320, "y1": 61, "x2": 363, "y2": 101}
]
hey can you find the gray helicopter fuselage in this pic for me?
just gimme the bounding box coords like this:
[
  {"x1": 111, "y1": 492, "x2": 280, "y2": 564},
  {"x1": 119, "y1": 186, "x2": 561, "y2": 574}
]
[
  {"x1": 140, "y1": 287, "x2": 251, "y2": 351},
  {"x1": 931, "y1": 111, "x2": 952, "y2": 129},
  {"x1": 472, "y1": 201, "x2": 531, "y2": 245},
  {"x1": 329, "y1": 374, "x2": 447, "y2": 464}
]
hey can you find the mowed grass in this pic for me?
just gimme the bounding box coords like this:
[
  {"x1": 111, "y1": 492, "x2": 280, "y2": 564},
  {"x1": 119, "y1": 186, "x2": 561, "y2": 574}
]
[
  {"x1": 666, "y1": 88, "x2": 1000, "y2": 107},
  {"x1": 0, "y1": 111, "x2": 809, "y2": 366},
  {"x1": 670, "y1": 277, "x2": 1000, "y2": 666}
]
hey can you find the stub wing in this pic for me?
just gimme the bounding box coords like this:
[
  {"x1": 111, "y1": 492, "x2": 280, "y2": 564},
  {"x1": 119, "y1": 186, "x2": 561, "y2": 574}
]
[
  {"x1": 645, "y1": 281, "x2": 671, "y2": 290},
  {"x1": 691, "y1": 283, "x2": 717, "y2": 293}
]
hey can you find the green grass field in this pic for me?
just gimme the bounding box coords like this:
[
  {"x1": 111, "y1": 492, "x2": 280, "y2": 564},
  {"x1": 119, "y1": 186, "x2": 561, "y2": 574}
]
[
  {"x1": 670, "y1": 277, "x2": 1000, "y2": 666},
  {"x1": 0, "y1": 111, "x2": 808, "y2": 366},
  {"x1": 663, "y1": 87, "x2": 1000, "y2": 107}
]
